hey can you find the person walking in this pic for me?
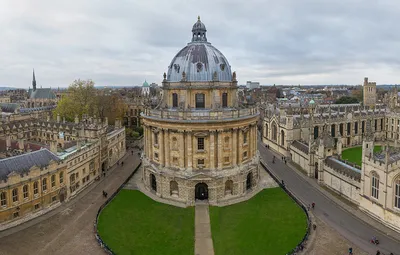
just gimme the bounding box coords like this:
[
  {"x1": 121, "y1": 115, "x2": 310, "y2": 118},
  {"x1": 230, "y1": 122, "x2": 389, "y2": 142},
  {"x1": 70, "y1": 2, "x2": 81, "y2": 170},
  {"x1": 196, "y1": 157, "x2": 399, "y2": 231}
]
[
  {"x1": 348, "y1": 247, "x2": 353, "y2": 255},
  {"x1": 312, "y1": 202, "x2": 315, "y2": 209}
]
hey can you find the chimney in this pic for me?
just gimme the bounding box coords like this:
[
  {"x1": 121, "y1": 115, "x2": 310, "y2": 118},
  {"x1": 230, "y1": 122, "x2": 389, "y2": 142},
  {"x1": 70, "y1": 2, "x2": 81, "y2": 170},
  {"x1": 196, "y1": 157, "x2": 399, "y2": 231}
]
[
  {"x1": 18, "y1": 139, "x2": 25, "y2": 150},
  {"x1": 75, "y1": 115, "x2": 79, "y2": 124},
  {"x1": 57, "y1": 113, "x2": 60, "y2": 123},
  {"x1": 50, "y1": 140, "x2": 57, "y2": 153}
]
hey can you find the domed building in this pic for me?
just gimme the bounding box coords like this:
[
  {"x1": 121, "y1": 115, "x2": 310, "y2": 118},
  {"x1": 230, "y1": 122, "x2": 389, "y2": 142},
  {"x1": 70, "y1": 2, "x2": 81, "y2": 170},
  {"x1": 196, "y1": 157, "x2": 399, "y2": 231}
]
[{"x1": 141, "y1": 17, "x2": 260, "y2": 205}]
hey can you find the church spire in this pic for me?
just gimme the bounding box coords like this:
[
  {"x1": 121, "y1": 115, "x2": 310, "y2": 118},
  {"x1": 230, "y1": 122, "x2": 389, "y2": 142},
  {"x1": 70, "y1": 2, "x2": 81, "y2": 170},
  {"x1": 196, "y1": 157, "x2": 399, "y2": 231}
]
[{"x1": 32, "y1": 69, "x2": 37, "y2": 91}]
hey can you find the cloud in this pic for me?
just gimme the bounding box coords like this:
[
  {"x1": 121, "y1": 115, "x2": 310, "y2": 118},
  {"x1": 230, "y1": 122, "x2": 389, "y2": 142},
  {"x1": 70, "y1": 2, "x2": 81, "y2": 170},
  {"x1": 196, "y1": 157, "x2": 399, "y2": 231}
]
[{"x1": 0, "y1": 0, "x2": 399, "y2": 88}]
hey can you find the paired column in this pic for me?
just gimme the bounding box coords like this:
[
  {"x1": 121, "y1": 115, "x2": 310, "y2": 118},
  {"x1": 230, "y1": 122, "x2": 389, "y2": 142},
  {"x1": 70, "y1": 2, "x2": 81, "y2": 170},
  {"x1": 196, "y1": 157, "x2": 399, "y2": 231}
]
[
  {"x1": 217, "y1": 129, "x2": 223, "y2": 169},
  {"x1": 164, "y1": 129, "x2": 170, "y2": 167},
  {"x1": 209, "y1": 131, "x2": 215, "y2": 169},
  {"x1": 187, "y1": 131, "x2": 193, "y2": 170},
  {"x1": 232, "y1": 128, "x2": 238, "y2": 166}
]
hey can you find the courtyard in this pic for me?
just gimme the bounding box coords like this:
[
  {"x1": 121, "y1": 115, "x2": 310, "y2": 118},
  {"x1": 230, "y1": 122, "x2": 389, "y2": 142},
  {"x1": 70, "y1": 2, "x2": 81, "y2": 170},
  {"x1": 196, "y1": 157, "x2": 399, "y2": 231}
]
[
  {"x1": 97, "y1": 190, "x2": 195, "y2": 255},
  {"x1": 342, "y1": 146, "x2": 381, "y2": 166},
  {"x1": 209, "y1": 188, "x2": 307, "y2": 255}
]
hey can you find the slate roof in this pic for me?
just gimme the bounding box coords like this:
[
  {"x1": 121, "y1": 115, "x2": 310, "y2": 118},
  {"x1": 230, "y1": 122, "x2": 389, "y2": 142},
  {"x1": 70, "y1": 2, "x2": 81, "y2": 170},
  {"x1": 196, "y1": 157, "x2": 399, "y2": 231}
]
[
  {"x1": 0, "y1": 149, "x2": 60, "y2": 181},
  {"x1": 291, "y1": 140, "x2": 309, "y2": 154},
  {"x1": 0, "y1": 103, "x2": 20, "y2": 113},
  {"x1": 325, "y1": 157, "x2": 361, "y2": 181},
  {"x1": 28, "y1": 88, "x2": 56, "y2": 100}
]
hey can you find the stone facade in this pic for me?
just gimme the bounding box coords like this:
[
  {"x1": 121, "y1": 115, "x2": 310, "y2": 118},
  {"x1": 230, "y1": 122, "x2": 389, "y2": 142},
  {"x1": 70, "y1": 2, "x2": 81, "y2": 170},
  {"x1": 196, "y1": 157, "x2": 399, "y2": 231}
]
[
  {"x1": 141, "y1": 18, "x2": 261, "y2": 206},
  {"x1": 263, "y1": 82, "x2": 400, "y2": 232}
]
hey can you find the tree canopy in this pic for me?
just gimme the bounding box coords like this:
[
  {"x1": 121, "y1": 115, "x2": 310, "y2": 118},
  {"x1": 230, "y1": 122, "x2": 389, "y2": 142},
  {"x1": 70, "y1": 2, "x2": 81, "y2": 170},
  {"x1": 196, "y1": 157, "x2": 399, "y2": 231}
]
[
  {"x1": 53, "y1": 79, "x2": 127, "y2": 124},
  {"x1": 334, "y1": 96, "x2": 359, "y2": 104}
]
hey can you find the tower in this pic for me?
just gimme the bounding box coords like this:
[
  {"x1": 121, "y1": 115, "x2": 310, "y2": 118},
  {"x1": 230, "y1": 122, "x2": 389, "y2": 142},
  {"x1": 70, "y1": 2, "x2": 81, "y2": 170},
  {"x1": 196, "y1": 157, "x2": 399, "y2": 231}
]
[
  {"x1": 142, "y1": 80, "x2": 150, "y2": 96},
  {"x1": 32, "y1": 69, "x2": 37, "y2": 91},
  {"x1": 363, "y1": 77, "x2": 376, "y2": 107},
  {"x1": 362, "y1": 120, "x2": 374, "y2": 159}
]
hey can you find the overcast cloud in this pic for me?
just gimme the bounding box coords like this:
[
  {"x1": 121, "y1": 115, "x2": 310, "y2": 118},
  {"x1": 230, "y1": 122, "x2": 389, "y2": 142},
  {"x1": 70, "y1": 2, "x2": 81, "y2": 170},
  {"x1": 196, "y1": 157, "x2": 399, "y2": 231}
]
[{"x1": 1, "y1": 0, "x2": 399, "y2": 88}]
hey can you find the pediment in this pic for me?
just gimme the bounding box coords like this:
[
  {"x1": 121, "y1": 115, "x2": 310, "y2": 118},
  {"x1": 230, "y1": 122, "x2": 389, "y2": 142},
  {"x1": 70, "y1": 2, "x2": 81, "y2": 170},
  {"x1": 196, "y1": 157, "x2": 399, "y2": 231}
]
[
  {"x1": 188, "y1": 172, "x2": 213, "y2": 180},
  {"x1": 194, "y1": 132, "x2": 208, "y2": 137}
]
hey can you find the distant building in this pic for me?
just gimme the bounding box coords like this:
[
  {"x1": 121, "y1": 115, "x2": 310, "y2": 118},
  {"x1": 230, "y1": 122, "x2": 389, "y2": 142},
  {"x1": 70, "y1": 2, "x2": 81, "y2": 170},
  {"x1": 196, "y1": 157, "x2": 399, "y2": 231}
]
[
  {"x1": 27, "y1": 70, "x2": 57, "y2": 108},
  {"x1": 363, "y1": 77, "x2": 376, "y2": 107},
  {"x1": 246, "y1": 81, "x2": 260, "y2": 90},
  {"x1": 141, "y1": 80, "x2": 150, "y2": 96}
]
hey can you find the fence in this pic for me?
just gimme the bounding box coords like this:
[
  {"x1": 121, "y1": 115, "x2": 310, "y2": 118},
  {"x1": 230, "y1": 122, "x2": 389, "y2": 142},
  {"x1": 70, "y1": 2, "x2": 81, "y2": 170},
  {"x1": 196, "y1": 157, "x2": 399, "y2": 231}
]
[
  {"x1": 260, "y1": 161, "x2": 311, "y2": 255},
  {"x1": 93, "y1": 162, "x2": 142, "y2": 255}
]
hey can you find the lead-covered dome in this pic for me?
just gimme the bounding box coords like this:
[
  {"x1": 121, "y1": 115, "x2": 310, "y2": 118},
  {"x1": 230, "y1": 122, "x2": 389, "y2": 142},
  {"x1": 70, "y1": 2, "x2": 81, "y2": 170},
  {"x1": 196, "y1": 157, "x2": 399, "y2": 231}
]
[{"x1": 166, "y1": 17, "x2": 232, "y2": 82}]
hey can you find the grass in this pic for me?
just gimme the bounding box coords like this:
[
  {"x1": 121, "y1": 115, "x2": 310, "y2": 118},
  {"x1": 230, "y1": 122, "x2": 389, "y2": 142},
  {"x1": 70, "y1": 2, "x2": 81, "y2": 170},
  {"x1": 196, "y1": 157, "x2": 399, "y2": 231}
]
[
  {"x1": 209, "y1": 188, "x2": 307, "y2": 255},
  {"x1": 97, "y1": 190, "x2": 195, "y2": 255},
  {"x1": 341, "y1": 145, "x2": 381, "y2": 166}
]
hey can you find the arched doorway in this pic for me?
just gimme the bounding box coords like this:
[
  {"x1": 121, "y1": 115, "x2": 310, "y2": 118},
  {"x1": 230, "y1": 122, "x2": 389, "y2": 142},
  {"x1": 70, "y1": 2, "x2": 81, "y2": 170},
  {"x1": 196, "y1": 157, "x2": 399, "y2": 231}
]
[
  {"x1": 314, "y1": 162, "x2": 318, "y2": 179},
  {"x1": 195, "y1": 183, "x2": 208, "y2": 200},
  {"x1": 59, "y1": 187, "x2": 66, "y2": 203},
  {"x1": 225, "y1": 180, "x2": 233, "y2": 196},
  {"x1": 246, "y1": 172, "x2": 252, "y2": 190},
  {"x1": 150, "y1": 174, "x2": 157, "y2": 192}
]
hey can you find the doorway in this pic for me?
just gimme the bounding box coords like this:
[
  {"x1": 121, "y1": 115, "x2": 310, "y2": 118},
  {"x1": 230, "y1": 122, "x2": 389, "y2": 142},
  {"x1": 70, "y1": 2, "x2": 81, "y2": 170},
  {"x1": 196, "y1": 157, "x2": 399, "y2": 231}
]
[
  {"x1": 195, "y1": 183, "x2": 208, "y2": 200},
  {"x1": 151, "y1": 174, "x2": 157, "y2": 192}
]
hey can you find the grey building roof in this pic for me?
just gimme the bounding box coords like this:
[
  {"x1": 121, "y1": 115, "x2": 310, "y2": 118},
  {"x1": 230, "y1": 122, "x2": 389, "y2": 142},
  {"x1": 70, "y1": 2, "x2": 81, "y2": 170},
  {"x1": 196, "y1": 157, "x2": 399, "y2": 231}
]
[
  {"x1": 0, "y1": 103, "x2": 20, "y2": 113},
  {"x1": 28, "y1": 88, "x2": 56, "y2": 100},
  {"x1": 166, "y1": 18, "x2": 232, "y2": 82},
  {"x1": 325, "y1": 157, "x2": 361, "y2": 181},
  {"x1": 0, "y1": 149, "x2": 60, "y2": 181},
  {"x1": 291, "y1": 140, "x2": 309, "y2": 154}
]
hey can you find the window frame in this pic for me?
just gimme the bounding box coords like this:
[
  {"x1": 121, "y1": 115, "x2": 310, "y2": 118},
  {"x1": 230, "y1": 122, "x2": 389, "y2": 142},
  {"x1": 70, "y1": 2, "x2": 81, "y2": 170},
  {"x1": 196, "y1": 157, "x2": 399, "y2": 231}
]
[
  {"x1": 12, "y1": 188, "x2": 18, "y2": 203},
  {"x1": 371, "y1": 173, "x2": 379, "y2": 199},
  {"x1": 197, "y1": 137, "x2": 205, "y2": 151},
  {"x1": 23, "y1": 185, "x2": 29, "y2": 199}
]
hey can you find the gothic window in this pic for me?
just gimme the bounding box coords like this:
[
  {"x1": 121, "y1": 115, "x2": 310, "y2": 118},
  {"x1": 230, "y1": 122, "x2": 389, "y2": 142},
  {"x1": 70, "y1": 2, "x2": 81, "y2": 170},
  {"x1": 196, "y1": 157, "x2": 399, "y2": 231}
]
[
  {"x1": 1, "y1": 192, "x2": 7, "y2": 206},
  {"x1": 42, "y1": 178, "x2": 47, "y2": 192},
  {"x1": 33, "y1": 181, "x2": 39, "y2": 195},
  {"x1": 371, "y1": 172, "x2": 379, "y2": 199},
  {"x1": 331, "y1": 124, "x2": 336, "y2": 137},
  {"x1": 281, "y1": 130, "x2": 285, "y2": 146},
  {"x1": 314, "y1": 126, "x2": 319, "y2": 139},
  {"x1": 60, "y1": 172, "x2": 64, "y2": 184},
  {"x1": 374, "y1": 119, "x2": 378, "y2": 131},
  {"x1": 381, "y1": 119, "x2": 383, "y2": 130},
  {"x1": 395, "y1": 178, "x2": 400, "y2": 209},
  {"x1": 340, "y1": 123, "x2": 344, "y2": 136},
  {"x1": 265, "y1": 124, "x2": 269, "y2": 138},
  {"x1": 51, "y1": 175, "x2": 56, "y2": 187},
  {"x1": 347, "y1": 123, "x2": 351, "y2": 135},
  {"x1": 12, "y1": 188, "x2": 18, "y2": 202},
  {"x1": 362, "y1": 121, "x2": 365, "y2": 134},
  {"x1": 23, "y1": 185, "x2": 29, "y2": 199},
  {"x1": 197, "y1": 137, "x2": 204, "y2": 150},
  {"x1": 172, "y1": 93, "x2": 178, "y2": 108},
  {"x1": 222, "y1": 93, "x2": 228, "y2": 107},
  {"x1": 195, "y1": 93, "x2": 205, "y2": 109},
  {"x1": 272, "y1": 122, "x2": 278, "y2": 141},
  {"x1": 354, "y1": 122, "x2": 358, "y2": 134}
]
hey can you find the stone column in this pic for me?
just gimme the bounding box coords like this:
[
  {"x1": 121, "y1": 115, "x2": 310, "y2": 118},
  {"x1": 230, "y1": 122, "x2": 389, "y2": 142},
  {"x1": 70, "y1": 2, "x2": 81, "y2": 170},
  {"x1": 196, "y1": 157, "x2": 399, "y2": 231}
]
[
  {"x1": 179, "y1": 130, "x2": 185, "y2": 168},
  {"x1": 217, "y1": 129, "x2": 223, "y2": 169},
  {"x1": 187, "y1": 131, "x2": 193, "y2": 170},
  {"x1": 164, "y1": 129, "x2": 170, "y2": 167},
  {"x1": 232, "y1": 128, "x2": 238, "y2": 166},
  {"x1": 160, "y1": 129, "x2": 165, "y2": 167},
  {"x1": 149, "y1": 127, "x2": 153, "y2": 161},
  {"x1": 209, "y1": 131, "x2": 215, "y2": 169}
]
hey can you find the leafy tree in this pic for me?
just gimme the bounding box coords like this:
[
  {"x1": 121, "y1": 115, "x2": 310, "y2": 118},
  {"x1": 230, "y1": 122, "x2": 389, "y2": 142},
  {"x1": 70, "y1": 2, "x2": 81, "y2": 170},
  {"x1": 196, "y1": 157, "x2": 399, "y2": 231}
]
[{"x1": 334, "y1": 96, "x2": 359, "y2": 104}]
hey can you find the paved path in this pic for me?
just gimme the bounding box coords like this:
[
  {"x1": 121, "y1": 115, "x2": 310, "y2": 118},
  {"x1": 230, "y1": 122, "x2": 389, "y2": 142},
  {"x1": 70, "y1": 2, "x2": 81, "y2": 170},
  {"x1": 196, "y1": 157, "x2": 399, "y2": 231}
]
[
  {"x1": 258, "y1": 140, "x2": 400, "y2": 255},
  {"x1": 195, "y1": 203, "x2": 215, "y2": 255},
  {"x1": 0, "y1": 150, "x2": 141, "y2": 255}
]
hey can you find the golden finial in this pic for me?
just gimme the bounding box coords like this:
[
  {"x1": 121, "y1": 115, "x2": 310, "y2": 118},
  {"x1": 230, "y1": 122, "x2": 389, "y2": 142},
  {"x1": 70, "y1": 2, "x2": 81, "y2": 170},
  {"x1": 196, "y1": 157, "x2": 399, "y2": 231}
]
[{"x1": 198, "y1": 15, "x2": 200, "y2": 21}]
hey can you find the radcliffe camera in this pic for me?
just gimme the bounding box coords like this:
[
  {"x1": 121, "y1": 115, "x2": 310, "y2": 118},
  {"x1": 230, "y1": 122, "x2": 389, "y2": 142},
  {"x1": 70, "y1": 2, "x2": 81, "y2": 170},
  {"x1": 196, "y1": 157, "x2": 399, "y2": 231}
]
[{"x1": 0, "y1": 1, "x2": 399, "y2": 255}]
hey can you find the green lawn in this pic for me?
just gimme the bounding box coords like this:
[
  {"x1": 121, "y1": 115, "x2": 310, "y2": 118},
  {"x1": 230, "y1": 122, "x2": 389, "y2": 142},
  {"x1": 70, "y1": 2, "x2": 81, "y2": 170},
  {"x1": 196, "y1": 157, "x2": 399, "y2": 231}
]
[
  {"x1": 97, "y1": 190, "x2": 195, "y2": 255},
  {"x1": 342, "y1": 146, "x2": 381, "y2": 166},
  {"x1": 209, "y1": 188, "x2": 307, "y2": 255}
]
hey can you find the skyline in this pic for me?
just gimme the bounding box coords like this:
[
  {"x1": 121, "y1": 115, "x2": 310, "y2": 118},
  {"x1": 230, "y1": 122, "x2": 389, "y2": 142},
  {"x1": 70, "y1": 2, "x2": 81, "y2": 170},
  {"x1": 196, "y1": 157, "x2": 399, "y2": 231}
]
[{"x1": 1, "y1": 0, "x2": 400, "y2": 88}]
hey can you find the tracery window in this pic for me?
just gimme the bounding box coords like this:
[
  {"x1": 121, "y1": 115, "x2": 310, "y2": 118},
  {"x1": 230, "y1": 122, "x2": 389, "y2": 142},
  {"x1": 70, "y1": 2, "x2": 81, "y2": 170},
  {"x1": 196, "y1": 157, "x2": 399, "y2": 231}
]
[
  {"x1": 272, "y1": 123, "x2": 277, "y2": 141},
  {"x1": 395, "y1": 178, "x2": 400, "y2": 209},
  {"x1": 371, "y1": 172, "x2": 379, "y2": 199}
]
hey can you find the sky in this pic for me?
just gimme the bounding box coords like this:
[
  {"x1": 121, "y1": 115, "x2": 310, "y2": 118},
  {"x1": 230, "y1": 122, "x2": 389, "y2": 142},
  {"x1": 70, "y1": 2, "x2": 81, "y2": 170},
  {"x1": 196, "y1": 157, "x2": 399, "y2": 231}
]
[{"x1": 1, "y1": 0, "x2": 399, "y2": 88}]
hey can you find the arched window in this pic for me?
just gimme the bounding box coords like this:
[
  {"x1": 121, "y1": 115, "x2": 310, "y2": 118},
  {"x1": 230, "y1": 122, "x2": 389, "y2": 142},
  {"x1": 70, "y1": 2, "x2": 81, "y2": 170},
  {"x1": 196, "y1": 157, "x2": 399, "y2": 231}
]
[
  {"x1": 281, "y1": 130, "x2": 285, "y2": 146},
  {"x1": 23, "y1": 185, "x2": 29, "y2": 199},
  {"x1": 172, "y1": 137, "x2": 178, "y2": 150},
  {"x1": 170, "y1": 181, "x2": 179, "y2": 197},
  {"x1": 224, "y1": 136, "x2": 230, "y2": 149},
  {"x1": 371, "y1": 172, "x2": 379, "y2": 199},
  {"x1": 246, "y1": 173, "x2": 253, "y2": 190},
  {"x1": 222, "y1": 93, "x2": 228, "y2": 107},
  {"x1": 395, "y1": 178, "x2": 400, "y2": 209},
  {"x1": 172, "y1": 93, "x2": 178, "y2": 108},
  {"x1": 59, "y1": 172, "x2": 64, "y2": 184},
  {"x1": 225, "y1": 180, "x2": 233, "y2": 196},
  {"x1": 12, "y1": 188, "x2": 18, "y2": 202},
  {"x1": 265, "y1": 124, "x2": 269, "y2": 138},
  {"x1": 195, "y1": 93, "x2": 205, "y2": 109},
  {"x1": 51, "y1": 175, "x2": 56, "y2": 187},
  {"x1": 33, "y1": 181, "x2": 39, "y2": 195},
  {"x1": 42, "y1": 178, "x2": 47, "y2": 192},
  {"x1": 0, "y1": 192, "x2": 7, "y2": 206},
  {"x1": 314, "y1": 126, "x2": 319, "y2": 139},
  {"x1": 272, "y1": 122, "x2": 277, "y2": 142},
  {"x1": 331, "y1": 124, "x2": 335, "y2": 137}
]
